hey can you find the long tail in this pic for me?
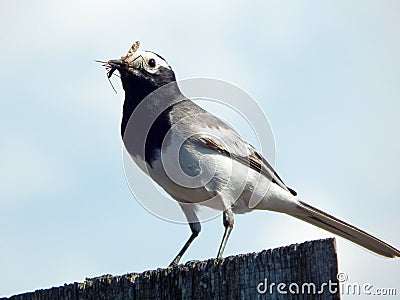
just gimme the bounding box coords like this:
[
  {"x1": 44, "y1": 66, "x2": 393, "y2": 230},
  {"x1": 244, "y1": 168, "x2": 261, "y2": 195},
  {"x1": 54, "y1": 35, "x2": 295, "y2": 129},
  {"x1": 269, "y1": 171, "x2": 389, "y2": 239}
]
[{"x1": 290, "y1": 200, "x2": 400, "y2": 258}]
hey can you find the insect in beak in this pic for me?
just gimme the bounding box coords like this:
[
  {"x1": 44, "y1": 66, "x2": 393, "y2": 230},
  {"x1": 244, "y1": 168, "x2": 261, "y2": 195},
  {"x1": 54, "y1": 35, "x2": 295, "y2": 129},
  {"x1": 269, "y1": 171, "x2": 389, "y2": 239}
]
[
  {"x1": 105, "y1": 59, "x2": 125, "y2": 78},
  {"x1": 96, "y1": 40, "x2": 141, "y2": 93}
]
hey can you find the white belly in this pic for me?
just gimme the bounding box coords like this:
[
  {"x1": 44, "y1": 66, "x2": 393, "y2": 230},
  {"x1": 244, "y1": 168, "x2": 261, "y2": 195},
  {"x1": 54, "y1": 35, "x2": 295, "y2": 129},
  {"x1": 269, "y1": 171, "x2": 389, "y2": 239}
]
[{"x1": 142, "y1": 141, "x2": 299, "y2": 215}]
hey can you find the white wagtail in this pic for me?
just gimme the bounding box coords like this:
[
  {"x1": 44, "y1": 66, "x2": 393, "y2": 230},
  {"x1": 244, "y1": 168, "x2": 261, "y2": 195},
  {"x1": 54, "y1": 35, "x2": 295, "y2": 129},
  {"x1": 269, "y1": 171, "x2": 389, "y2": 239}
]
[{"x1": 99, "y1": 41, "x2": 399, "y2": 267}]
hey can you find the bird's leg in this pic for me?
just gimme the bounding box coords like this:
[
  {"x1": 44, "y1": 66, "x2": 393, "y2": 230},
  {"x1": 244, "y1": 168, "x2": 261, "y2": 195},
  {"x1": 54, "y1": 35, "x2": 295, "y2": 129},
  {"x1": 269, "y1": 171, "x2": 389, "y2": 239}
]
[
  {"x1": 169, "y1": 204, "x2": 201, "y2": 267},
  {"x1": 217, "y1": 208, "x2": 234, "y2": 258},
  {"x1": 169, "y1": 221, "x2": 201, "y2": 267}
]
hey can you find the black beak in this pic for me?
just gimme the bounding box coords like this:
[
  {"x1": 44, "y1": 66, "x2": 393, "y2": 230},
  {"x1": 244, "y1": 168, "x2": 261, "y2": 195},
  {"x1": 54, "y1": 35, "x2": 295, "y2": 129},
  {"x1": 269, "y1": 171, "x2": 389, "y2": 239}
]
[
  {"x1": 103, "y1": 58, "x2": 126, "y2": 78},
  {"x1": 107, "y1": 59, "x2": 125, "y2": 68}
]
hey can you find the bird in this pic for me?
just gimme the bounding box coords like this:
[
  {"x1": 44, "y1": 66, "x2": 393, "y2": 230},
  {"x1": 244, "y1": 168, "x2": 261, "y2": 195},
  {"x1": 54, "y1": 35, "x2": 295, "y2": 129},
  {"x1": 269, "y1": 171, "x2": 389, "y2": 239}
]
[{"x1": 99, "y1": 41, "x2": 400, "y2": 267}]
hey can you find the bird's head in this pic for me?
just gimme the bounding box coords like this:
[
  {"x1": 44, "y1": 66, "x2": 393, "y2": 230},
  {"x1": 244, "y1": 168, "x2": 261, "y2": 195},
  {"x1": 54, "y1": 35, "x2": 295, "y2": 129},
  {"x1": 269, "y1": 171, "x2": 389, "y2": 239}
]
[{"x1": 102, "y1": 41, "x2": 176, "y2": 97}]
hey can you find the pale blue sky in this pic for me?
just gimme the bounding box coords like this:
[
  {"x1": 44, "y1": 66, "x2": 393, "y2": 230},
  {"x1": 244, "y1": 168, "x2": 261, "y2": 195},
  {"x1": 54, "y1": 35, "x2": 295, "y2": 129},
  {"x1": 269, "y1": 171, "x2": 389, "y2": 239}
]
[{"x1": 1, "y1": 1, "x2": 399, "y2": 298}]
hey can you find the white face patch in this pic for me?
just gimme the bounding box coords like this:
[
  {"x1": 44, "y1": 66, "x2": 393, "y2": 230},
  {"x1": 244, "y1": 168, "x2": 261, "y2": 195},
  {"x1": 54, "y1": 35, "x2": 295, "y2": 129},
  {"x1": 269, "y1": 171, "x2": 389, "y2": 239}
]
[{"x1": 125, "y1": 50, "x2": 171, "y2": 74}]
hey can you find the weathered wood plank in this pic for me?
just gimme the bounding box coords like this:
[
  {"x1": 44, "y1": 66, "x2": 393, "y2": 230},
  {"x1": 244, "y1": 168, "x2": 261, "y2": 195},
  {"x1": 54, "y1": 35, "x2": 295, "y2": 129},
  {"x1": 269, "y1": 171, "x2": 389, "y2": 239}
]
[{"x1": 2, "y1": 238, "x2": 339, "y2": 300}]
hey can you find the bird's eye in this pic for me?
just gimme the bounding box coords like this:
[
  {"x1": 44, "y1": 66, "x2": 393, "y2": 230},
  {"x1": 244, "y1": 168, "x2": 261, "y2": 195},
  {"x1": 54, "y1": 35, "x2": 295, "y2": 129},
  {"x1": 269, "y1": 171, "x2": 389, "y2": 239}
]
[{"x1": 148, "y1": 58, "x2": 156, "y2": 68}]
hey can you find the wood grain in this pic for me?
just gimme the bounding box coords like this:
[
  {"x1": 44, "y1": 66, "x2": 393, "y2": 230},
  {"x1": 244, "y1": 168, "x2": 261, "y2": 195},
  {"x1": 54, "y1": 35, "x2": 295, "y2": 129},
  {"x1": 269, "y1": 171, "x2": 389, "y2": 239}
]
[{"x1": 3, "y1": 238, "x2": 339, "y2": 300}]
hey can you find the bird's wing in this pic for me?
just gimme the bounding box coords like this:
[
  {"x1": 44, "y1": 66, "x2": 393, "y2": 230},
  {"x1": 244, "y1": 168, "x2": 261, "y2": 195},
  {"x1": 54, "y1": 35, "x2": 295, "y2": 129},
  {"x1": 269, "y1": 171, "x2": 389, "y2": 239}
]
[
  {"x1": 169, "y1": 100, "x2": 297, "y2": 196},
  {"x1": 194, "y1": 134, "x2": 297, "y2": 196}
]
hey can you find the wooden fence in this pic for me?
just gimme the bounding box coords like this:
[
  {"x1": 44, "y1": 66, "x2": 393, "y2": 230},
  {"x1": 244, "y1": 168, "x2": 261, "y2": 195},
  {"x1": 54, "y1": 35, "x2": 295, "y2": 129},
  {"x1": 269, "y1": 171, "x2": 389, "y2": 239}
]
[{"x1": 2, "y1": 238, "x2": 339, "y2": 300}]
